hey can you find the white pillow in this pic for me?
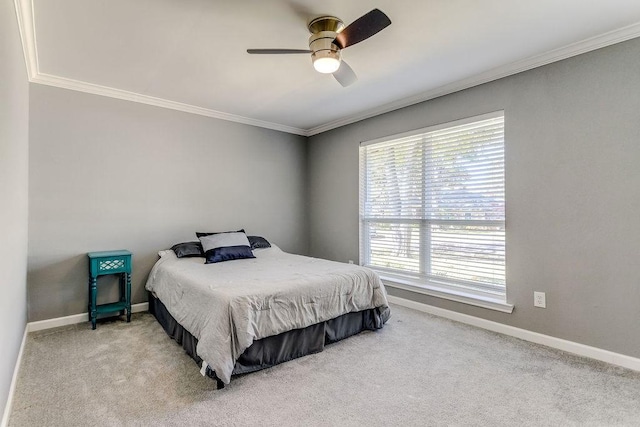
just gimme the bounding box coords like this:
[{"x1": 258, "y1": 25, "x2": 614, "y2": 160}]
[{"x1": 199, "y1": 232, "x2": 251, "y2": 252}]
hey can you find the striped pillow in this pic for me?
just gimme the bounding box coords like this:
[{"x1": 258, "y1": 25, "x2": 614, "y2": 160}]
[{"x1": 199, "y1": 232, "x2": 255, "y2": 264}]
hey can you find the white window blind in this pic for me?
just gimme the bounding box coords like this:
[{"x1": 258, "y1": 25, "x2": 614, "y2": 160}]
[{"x1": 359, "y1": 112, "x2": 506, "y2": 302}]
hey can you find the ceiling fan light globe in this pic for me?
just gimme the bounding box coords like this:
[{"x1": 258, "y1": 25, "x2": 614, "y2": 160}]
[{"x1": 314, "y1": 57, "x2": 341, "y2": 73}]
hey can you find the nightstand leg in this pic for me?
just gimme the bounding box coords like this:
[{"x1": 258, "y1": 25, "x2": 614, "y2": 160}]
[
  {"x1": 126, "y1": 272, "x2": 131, "y2": 322},
  {"x1": 88, "y1": 278, "x2": 91, "y2": 316},
  {"x1": 119, "y1": 273, "x2": 125, "y2": 316},
  {"x1": 90, "y1": 276, "x2": 97, "y2": 330}
]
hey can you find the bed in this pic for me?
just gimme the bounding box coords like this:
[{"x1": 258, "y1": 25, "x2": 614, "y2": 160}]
[{"x1": 145, "y1": 239, "x2": 391, "y2": 388}]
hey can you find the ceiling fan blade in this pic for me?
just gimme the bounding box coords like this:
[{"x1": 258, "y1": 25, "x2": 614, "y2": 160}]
[
  {"x1": 247, "y1": 49, "x2": 311, "y2": 54},
  {"x1": 333, "y1": 60, "x2": 357, "y2": 87},
  {"x1": 334, "y1": 9, "x2": 391, "y2": 49}
]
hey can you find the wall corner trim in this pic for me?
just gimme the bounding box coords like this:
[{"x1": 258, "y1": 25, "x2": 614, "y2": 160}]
[
  {"x1": 387, "y1": 295, "x2": 640, "y2": 372},
  {"x1": 1, "y1": 326, "x2": 27, "y2": 427},
  {"x1": 13, "y1": 0, "x2": 38, "y2": 79}
]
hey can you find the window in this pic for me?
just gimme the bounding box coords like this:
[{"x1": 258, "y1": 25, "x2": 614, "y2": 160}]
[{"x1": 359, "y1": 112, "x2": 508, "y2": 308}]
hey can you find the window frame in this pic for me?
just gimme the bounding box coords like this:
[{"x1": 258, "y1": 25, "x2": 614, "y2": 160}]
[{"x1": 359, "y1": 111, "x2": 513, "y2": 313}]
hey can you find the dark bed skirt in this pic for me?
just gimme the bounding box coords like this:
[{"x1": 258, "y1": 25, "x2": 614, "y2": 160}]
[{"x1": 149, "y1": 292, "x2": 387, "y2": 388}]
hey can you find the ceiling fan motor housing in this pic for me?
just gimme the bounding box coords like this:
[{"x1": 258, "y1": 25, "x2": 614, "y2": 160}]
[
  {"x1": 307, "y1": 16, "x2": 344, "y2": 73},
  {"x1": 307, "y1": 15, "x2": 345, "y2": 33}
]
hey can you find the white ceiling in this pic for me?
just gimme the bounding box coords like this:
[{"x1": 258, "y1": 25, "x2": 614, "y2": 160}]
[{"x1": 19, "y1": 0, "x2": 640, "y2": 135}]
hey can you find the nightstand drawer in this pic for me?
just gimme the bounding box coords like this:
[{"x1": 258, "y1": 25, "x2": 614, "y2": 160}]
[
  {"x1": 88, "y1": 250, "x2": 132, "y2": 276},
  {"x1": 93, "y1": 255, "x2": 130, "y2": 275}
]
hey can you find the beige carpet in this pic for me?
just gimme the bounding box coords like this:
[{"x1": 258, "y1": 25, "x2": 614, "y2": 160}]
[{"x1": 9, "y1": 304, "x2": 640, "y2": 426}]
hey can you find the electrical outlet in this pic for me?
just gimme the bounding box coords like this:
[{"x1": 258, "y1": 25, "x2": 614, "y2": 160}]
[
  {"x1": 348, "y1": 260, "x2": 354, "y2": 264},
  {"x1": 534, "y1": 291, "x2": 546, "y2": 308}
]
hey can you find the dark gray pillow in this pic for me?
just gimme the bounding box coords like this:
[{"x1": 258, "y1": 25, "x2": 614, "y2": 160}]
[
  {"x1": 248, "y1": 236, "x2": 271, "y2": 250},
  {"x1": 171, "y1": 242, "x2": 204, "y2": 258}
]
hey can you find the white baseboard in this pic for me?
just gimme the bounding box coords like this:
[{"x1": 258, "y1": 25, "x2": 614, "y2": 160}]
[
  {"x1": 387, "y1": 295, "x2": 640, "y2": 372},
  {"x1": 26, "y1": 302, "x2": 149, "y2": 332},
  {"x1": 1, "y1": 326, "x2": 27, "y2": 427}
]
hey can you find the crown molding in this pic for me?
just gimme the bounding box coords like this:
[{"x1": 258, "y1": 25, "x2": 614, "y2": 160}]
[
  {"x1": 306, "y1": 21, "x2": 640, "y2": 136},
  {"x1": 14, "y1": 0, "x2": 640, "y2": 137},
  {"x1": 14, "y1": 0, "x2": 38, "y2": 79},
  {"x1": 31, "y1": 73, "x2": 308, "y2": 135}
]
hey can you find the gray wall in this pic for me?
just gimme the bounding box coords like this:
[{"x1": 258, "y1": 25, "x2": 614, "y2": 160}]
[
  {"x1": 28, "y1": 85, "x2": 308, "y2": 321},
  {"x1": 0, "y1": 0, "x2": 29, "y2": 415},
  {"x1": 308, "y1": 38, "x2": 640, "y2": 358}
]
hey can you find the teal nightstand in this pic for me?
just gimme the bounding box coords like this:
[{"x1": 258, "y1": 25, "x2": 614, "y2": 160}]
[{"x1": 87, "y1": 250, "x2": 132, "y2": 330}]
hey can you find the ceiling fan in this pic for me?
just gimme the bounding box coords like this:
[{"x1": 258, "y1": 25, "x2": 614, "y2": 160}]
[{"x1": 247, "y1": 9, "x2": 391, "y2": 87}]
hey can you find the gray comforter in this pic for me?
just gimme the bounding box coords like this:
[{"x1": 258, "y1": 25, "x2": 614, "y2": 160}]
[{"x1": 145, "y1": 245, "x2": 390, "y2": 384}]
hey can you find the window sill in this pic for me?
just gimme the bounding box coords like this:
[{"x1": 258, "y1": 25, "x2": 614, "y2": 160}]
[{"x1": 379, "y1": 274, "x2": 514, "y2": 314}]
